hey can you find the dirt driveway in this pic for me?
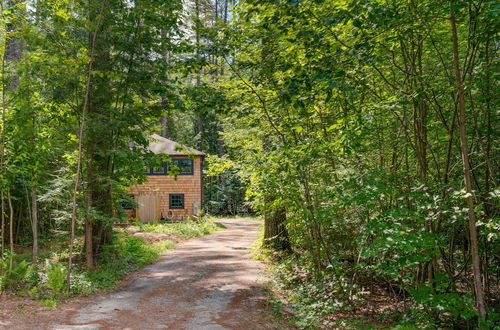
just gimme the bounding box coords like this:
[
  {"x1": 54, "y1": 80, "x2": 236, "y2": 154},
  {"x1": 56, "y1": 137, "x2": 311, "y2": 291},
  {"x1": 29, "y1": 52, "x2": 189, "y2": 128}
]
[{"x1": 2, "y1": 219, "x2": 288, "y2": 330}]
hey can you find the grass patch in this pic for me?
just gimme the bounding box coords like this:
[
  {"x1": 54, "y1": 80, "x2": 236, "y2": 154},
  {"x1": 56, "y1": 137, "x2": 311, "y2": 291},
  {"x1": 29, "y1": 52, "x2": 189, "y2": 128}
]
[
  {"x1": 138, "y1": 219, "x2": 222, "y2": 238},
  {"x1": 82, "y1": 235, "x2": 175, "y2": 293}
]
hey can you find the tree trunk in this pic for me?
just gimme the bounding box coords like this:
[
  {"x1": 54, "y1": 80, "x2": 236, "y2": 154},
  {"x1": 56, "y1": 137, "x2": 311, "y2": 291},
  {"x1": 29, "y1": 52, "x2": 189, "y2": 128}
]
[
  {"x1": 0, "y1": 1, "x2": 6, "y2": 258},
  {"x1": 4, "y1": 0, "x2": 23, "y2": 91},
  {"x1": 7, "y1": 190, "x2": 13, "y2": 271},
  {"x1": 221, "y1": 0, "x2": 229, "y2": 75},
  {"x1": 450, "y1": 11, "x2": 486, "y2": 319},
  {"x1": 68, "y1": 73, "x2": 89, "y2": 286},
  {"x1": 1, "y1": 192, "x2": 4, "y2": 256},
  {"x1": 194, "y1": 0, "x2": 204, "y2": 149},
  {"x1": 413, "y1": 100, "x2": 428, "y2": 179},
  {"x1": 85, "y1": 218, "x2": 93, "y2": 268},
  {"x1": 86, "y1": 1, "x2": 114, "y2": 259},
  {"x1": 159, "y1": 25, "x2": 172, "y2": 139},
  {"x1": 31, "y1": 186, "x2": 38, "y2": 263},
  {"x1": 263, "y1": 197, "x2": 291, "y2": 251},
  {"x1": 68, "y1": 3, "x2": 103, "y2": 287},
  {"x1": 2, "y1": 0, "x2": 23, "y2": 268},
  {"x1": 85, "y1": 153, "x2": 94, "y2": 268},
  {"x1": 160, "y1": 115, "x2": 168, "y2": 138}
]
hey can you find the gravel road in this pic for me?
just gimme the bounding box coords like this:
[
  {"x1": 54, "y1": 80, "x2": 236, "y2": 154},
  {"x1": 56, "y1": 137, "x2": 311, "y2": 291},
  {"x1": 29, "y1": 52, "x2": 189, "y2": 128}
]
[{"x1": 2, "y1": 219, "x2": 287, "y2": 330}]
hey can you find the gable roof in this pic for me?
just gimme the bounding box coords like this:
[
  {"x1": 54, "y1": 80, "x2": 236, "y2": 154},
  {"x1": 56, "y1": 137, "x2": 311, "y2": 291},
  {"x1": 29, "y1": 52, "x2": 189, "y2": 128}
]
[{"x1": 148, "y1": 134, "x2": 205, "y2": 156}]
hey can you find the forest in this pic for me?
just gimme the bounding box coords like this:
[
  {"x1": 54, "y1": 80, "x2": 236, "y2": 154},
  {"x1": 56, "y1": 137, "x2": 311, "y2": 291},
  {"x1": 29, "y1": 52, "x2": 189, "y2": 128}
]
[{"x1": 0, "y1": 0, "x2": 498, "y2": 328}]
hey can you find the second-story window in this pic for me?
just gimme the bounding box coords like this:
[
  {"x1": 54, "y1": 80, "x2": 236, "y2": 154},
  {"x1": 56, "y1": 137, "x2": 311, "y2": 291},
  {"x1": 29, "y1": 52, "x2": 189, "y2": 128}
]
[
  {"x1": 145, "y1": 162, "x2": 167, "y2": 175},
  {"x1": 170, "y1": 159, "x2": 193, "y2": 175},
  {"x1": 144, "y1": 159, "x2": 194, "y2": 175},
  {"x1": 151, "y1": 165, "x2": 167, "y2": 175}
]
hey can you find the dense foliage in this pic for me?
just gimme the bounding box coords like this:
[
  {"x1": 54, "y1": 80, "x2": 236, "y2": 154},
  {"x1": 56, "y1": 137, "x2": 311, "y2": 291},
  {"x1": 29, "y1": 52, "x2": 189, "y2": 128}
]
[{"x1": 213, "y1": 0, "x2": 498, "y2": 327}]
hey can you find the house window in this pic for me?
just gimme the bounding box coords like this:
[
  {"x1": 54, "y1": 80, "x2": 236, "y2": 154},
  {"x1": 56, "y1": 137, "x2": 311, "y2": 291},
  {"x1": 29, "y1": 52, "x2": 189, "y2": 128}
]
[
  {"x1": 170, "y1": 159, "x2": 193, "y2": 175},
  {"x1": 151, "y1": 164, "x2": 167, "y2": 175},
  {"x1": 145, "y1": 163, "x2": 167, "y2": 175},
  {"x1": 169, "y1": 194, "x2": 185, "y2": 209}
]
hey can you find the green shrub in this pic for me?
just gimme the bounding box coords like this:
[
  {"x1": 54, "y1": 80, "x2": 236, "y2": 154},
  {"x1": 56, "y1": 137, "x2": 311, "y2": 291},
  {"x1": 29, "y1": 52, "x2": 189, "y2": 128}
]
[
  {"x1": 28, "y1": 286, "x2": 39, "y2": 299},
  {"x1": 85, "y1": 267, "x2": 122, "y2": 291},
  {"x1": 408, "y1": 285, "x2": 478, "y2": 328},
  {"x1": 0, "y1": 256, "x2": 30, "y2": 291},
  {"x1": 70, "y1": 272, "x2": 94, "y2": 296},
  {"x1": 23, "y1": 264, "x2": 41, "y2": 287},
  {"x1": 45, "y1": 260, "x2": 67, "y2": 296},
  {"x1": 121, "y1": 236, "x2": 154, "y2": 267}
]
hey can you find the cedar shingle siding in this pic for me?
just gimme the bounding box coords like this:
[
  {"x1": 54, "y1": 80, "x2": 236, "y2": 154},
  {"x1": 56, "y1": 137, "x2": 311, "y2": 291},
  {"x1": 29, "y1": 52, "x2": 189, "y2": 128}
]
[{"x1": 127, "y1": 135, "x2": 204, "y2": 222}]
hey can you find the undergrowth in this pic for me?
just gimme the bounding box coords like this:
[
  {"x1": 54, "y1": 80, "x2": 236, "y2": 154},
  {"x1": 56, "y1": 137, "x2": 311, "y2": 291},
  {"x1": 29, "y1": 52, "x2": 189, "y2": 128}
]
[
  {"x1": 262, "y1": 251, "x2": 387, "y2": 329},
  {"x1": 261, "y1": 249, "x2": 499, "y2": 329},
  {"x1": 0, "y1": 219, "x2": 220, "y2": 308}
]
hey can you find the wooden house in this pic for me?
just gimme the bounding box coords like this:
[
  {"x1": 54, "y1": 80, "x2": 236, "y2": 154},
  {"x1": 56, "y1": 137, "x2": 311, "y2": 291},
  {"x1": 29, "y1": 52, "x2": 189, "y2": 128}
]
[{"x1": 126, "y1": 134, "x2": 205, "y2": 222}]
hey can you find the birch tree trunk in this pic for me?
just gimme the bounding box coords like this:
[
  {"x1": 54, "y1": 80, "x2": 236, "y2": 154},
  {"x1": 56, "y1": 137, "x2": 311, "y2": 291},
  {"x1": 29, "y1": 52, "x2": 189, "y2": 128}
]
[{"x1": 160, "y1": 26, "x2": 172, "y2": 138}]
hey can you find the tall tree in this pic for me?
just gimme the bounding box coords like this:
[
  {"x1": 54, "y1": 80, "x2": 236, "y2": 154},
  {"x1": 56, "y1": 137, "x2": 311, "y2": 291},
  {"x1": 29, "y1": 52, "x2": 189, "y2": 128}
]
[
  {"x1": 450, "y1": 7, "x2": 486, "y2": 318},
  {"x1": 2, "y1": 0, "x2": 24, "y2": 270}
]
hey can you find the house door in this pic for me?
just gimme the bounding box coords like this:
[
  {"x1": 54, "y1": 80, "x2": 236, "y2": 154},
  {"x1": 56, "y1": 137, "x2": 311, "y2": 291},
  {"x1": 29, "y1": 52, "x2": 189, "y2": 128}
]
[{"x1": 137, "y1": 194, "x2": 160, "y2": 222}]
